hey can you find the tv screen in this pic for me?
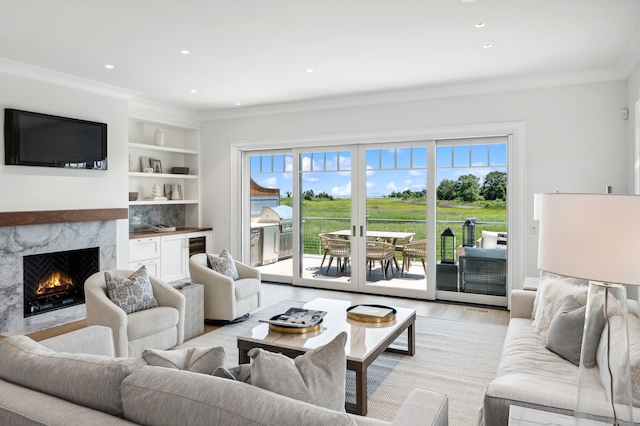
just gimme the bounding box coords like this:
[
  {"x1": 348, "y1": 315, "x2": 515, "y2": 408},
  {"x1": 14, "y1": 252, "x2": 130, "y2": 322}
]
[{"x1": 4, "y1": 109, "x2": 107, "y2": 170}]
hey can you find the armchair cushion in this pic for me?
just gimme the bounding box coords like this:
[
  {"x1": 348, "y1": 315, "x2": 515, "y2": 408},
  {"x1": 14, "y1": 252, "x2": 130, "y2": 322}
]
[
  {"x1": 462, "y1": 247, "x2": 507, "y2": 260},
  {"x1": 104, "y1": 266, "x2": 158, "y2": 314},
  {"x1": 143, "y1": 346, "x2": 226, "y2": 375},
  {"x1": 207, "y1": 249, "x2": 239, "y2": 280}
]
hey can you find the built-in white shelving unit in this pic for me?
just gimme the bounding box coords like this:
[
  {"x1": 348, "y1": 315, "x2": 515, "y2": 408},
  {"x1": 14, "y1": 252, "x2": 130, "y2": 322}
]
[{"x1": 128, "y1": 115, "x2": 201, "y2": 226}]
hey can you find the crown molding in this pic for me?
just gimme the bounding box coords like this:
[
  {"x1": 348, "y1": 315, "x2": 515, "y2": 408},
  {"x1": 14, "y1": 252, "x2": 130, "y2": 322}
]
[
  {"x1": 128, "y1": 98, "x2": 202, "y2": 129},
  {"x1": 0, "y1": 58, "x2": 138, "y2": 100},
  {"x1": 202, "y1": 67, "x2": 625, "y2": 121}
]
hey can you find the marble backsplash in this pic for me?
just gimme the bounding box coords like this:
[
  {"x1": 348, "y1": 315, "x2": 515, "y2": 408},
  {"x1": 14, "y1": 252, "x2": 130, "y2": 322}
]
[
  {"x1": 0, "y1": 220, "x2": 117, "y2": 334},
  {"x1": 129, "y1": 205, "x2": 185, "y2": 232}
]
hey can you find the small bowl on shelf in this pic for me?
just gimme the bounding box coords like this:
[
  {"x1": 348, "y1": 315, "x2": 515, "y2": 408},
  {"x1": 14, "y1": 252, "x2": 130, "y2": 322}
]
[{"x1": 129, "y1": 192, "x2": 139, "y2": 201}]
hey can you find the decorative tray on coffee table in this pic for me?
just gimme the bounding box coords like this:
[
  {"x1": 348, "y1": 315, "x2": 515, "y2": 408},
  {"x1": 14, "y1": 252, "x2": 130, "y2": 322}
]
[
  {"x1": 346, "y1": 304, "x2": 397, "y2": 323},
  {"x1": 268, "y1": 316, "x2": 323, "y2": 334}
]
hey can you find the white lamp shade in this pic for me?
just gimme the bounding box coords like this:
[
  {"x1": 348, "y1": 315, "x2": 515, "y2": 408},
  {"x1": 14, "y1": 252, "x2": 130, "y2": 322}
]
[{"x1": 537, "y1": 193, "x2": 640, "y2": 285}]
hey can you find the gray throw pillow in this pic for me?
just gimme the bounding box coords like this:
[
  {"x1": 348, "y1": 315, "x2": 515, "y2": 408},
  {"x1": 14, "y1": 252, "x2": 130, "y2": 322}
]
[
  {"x1": 213, "y1": 364, "x2": 252, "y2": 383},
  {"x1": 248, "y1": 331, "x2": 347, "y2": 411},
  {"x1": 207, "y1": 249, "x2": 239, "y2": 280},
  {"x1": 545, "y1": 296, "x2": 604, "y2": 367},
  {"x1": 142, "y1": 346, "x2": 226, "y2": 375},
  {"x1": 104, "y1": 266, "x2": 158, "y2": 314}
]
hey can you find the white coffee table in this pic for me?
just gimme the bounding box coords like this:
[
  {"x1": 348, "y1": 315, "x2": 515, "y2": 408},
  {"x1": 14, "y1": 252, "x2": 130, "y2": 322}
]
[{"x1": 237, "y1": 297, "x2": 416, "y2": 416}]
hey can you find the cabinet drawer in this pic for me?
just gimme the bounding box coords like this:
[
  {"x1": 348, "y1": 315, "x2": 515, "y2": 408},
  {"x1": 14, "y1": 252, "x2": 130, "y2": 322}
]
[
  {"x1": 129, "y1": 259, "x2": 160, "y2": 278},
  {"x1": 129, "y1": 237, "x2": 161, "y2": 262}
]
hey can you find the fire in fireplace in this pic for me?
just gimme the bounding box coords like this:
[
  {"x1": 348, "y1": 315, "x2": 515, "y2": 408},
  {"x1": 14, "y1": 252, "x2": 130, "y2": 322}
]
[{"x1": 23, "y1": 247, "x2": 99, "y2": 317}]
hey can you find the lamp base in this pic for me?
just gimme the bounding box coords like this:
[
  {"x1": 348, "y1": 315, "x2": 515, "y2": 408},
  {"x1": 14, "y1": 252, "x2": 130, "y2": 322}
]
[{"x1": 575, "y1": 282, "x2": 633, "y2": 426}]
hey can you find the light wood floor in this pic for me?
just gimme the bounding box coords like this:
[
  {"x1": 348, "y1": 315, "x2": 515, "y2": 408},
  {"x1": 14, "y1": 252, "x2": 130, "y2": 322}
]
[{"x1": 25, "y1": 282, "x2": 510, "y2": 342}]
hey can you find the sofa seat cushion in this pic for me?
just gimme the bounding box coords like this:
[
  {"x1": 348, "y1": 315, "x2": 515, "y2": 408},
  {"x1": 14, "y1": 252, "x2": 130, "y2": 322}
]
[
  {"x1": 496, "y1": 318, "x2": 601, "y2": 388},
  {"x1": 127, "y1": 306, "x2": 179, "y2": 340},
  {"x1": 0, "y1": 335, "x2": 145, "y2": 416},
  {"x1": 121, "y1": 366, "x2": 357, "y2": 426},
  {"x1": 235, "y1": 278, "x2": 261, "y2": 301},
  {"x1": 142, "y1": 346, "x2": 226, "y2": 375}
]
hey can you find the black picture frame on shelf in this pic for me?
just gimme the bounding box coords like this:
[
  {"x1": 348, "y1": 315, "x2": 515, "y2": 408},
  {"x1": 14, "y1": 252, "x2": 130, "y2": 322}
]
[{"x1": 149, "y1": 159, "x2": 162, "y2": 173}]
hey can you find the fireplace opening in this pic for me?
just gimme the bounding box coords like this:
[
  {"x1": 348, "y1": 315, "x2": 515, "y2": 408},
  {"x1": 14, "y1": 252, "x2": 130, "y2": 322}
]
[{"x1": 23, "y1": 247, "x2": 99, "y2": 317}]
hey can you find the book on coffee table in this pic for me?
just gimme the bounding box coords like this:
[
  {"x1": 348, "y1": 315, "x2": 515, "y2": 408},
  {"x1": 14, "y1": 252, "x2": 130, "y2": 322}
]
[{"x1": 259, "y1": 307, "x2": 327, "y2": 328}]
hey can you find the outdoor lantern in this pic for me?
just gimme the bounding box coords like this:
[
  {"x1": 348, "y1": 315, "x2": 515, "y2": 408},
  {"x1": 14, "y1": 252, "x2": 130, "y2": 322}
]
[
  {"x1": 462, "y1": 218, "x2": 476, "y2": 247},
  {"x1": 440, "y1": 227, "x2": 456, "y2": 264}
]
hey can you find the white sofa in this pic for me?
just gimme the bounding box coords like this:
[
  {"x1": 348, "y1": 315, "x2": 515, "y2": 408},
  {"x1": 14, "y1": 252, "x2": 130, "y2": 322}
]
[
  {"x1": 0, "y1": 326, "x2": 449, "y2": 426},
  {"x1": 482, "y1": 286, "x2": 640, "y2": 425}
]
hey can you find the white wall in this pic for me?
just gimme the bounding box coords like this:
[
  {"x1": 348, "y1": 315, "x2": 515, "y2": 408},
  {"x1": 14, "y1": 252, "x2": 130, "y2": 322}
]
[
  {"x1": 201, "y1": 80, "x2": 629, "y2": 282},
  {"x1": 0, "y1": 72, "x2": 131, "y2": 266}
]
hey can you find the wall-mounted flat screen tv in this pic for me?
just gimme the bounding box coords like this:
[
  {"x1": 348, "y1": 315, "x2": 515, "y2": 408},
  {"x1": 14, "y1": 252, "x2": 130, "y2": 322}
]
[{"x1": 4, "y1": 109, "x2": 107, "y2": 170}]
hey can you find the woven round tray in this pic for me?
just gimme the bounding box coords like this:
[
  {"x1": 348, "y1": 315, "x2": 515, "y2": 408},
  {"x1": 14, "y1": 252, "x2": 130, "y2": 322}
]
[{"x1": 346, "y1": 304, "x2": 397, "y2": 323}]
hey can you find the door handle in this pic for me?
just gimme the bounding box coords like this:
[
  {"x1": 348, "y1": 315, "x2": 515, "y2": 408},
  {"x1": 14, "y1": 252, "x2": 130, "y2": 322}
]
[
  {"x1": 360, "y1": 226, "x2": 364, "y2": 238},
  {"x1": 352, "y1": 226, "x2": 356, "y2": 237}
]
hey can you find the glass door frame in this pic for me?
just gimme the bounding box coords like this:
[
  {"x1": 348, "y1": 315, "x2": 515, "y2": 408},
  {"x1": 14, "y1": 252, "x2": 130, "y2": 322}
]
[{"x1": 231, "y1": 122, "x2": 525, "y2": 308}]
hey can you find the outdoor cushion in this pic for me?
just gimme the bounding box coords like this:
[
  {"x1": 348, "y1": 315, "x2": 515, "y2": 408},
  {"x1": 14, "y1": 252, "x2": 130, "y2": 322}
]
[{"x1": 462, "y1": 247, "x2": 507, "y2": 260}]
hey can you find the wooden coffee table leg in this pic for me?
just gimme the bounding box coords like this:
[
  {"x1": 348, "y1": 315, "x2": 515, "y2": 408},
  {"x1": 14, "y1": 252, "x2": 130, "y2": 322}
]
[
  {"x1": 407, "y1": 321, "x2": 415, "y2": 356},
  {"x1": 356, "y1": 365, "x2": 368, "y2": 416},
  {"x1": 239, "y1": 348, "x2": 249, "y2": 364}
]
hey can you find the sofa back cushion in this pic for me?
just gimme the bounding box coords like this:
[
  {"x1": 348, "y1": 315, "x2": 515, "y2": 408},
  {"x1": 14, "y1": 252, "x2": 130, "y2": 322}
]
[
  {"x1": 121, "y1": 366, "x2": 357, "y2": 426},
  {"x1": 0, "y1": 335, "x2": 146, "y2": 416}
]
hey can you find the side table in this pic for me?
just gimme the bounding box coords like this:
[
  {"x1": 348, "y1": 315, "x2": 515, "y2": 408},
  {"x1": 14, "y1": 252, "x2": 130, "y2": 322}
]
[
  {"x1": 174, "y1": 283, "x2": 204, "y2": 340},
  {"x1": 436, "y1": 261, "x2": 458, "y2": 291}
]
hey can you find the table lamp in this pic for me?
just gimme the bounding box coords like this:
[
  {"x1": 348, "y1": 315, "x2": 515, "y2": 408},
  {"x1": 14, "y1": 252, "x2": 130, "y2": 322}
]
[{"x1": 537, "y1": 193, "x2": 640, "y2": 425}]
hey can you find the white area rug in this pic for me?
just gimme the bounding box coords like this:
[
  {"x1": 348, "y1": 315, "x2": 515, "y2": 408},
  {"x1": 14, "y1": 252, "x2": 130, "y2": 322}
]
[{"x1": 177, "y1": 300, "x2": 507, "y2": 426}]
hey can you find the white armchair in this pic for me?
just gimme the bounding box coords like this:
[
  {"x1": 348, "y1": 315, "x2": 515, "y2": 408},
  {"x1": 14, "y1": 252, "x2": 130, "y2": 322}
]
[
  {"x1": 189, "y1": 253, "x2": 261, "y2": 322},
  {"x1": 84, "y1": 270, "x2": 185, "y2": 357}
]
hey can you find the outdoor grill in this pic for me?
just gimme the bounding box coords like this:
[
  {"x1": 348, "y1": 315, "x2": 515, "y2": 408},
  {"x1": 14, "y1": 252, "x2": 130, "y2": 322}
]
[{"x1": 259, "y1": 206, "x2": 293, "y2": 261}]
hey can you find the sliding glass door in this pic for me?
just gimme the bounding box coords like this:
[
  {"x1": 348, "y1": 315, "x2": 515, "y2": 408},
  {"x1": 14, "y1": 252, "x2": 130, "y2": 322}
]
[{"x1": 241, "y1": 134, "x2": 511, "y2": 305}]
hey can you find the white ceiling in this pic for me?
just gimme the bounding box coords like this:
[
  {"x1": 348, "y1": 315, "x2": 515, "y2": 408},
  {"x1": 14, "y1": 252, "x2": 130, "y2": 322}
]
[{"x1": 1, "y1": 0, "x2": 640, "y2": 115}]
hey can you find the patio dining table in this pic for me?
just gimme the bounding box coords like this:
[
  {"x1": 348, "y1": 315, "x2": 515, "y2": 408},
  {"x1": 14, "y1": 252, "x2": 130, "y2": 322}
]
[{"x1": 326, "y1": 230, "x2": 416, "y2": 271}]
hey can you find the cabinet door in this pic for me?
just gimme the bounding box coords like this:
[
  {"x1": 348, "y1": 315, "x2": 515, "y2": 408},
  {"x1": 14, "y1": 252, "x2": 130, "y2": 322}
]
[{"x1": 160, "y1": 234, "x2": 188, "y2": 282}]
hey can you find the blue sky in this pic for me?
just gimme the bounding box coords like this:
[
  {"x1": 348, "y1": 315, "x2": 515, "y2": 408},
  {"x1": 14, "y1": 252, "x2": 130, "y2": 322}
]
[{"x1": 251, "y1": 144, "x2": 507, "y2": 198}]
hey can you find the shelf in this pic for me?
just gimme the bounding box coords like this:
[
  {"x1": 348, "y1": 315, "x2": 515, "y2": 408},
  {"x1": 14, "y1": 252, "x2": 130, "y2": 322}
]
[
  {"x1": 129, "y1": 172, "x2": 198, "y2": 179},
  {"x1": 129, "y1": 199, "x2": 199, "y2": 206},
  {"x1": 128, "y1": 143, "x2": 198, "y2": 155}
]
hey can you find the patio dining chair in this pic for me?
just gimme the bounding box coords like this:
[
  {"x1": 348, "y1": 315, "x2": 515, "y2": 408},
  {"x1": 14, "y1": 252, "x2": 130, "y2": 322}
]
[
  {"x1": 366, "y1": 241, "x2": 396, "y2": 279},
  {"x1": 402, "y1": 239, "x2": 427, "y2": 275},
  {"x1": 318, "y1": 233, "x2": 331, "y2": 268},
  {"x1": 324, "y1": 237, "x2": 351, "y2": 275}
]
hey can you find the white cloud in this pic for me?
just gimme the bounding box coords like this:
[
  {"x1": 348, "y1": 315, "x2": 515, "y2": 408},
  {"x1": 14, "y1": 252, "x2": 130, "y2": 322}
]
[
  {"x1": 331, "y1": 181, "x2": 352, "y2": 196},
  {"x1": 387, "y1": 182, "x2": 398, "y2": 191},
  {"x1": 258, "y1": 177, "x2": 278, "y2": 188}
]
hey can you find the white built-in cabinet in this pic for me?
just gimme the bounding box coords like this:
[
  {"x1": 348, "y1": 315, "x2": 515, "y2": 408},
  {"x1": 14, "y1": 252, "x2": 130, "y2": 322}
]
[
  {"x1": 129, "y1": 230, "x2": 212, "y2": 282},
  {"x1": 128, "y1": 116, "x2": 201, "y2": 226}
]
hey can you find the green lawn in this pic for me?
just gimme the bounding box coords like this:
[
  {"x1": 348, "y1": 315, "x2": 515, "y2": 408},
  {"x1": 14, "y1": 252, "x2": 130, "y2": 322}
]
[{"x1": 280, "y1": 197, "x2": 507, "y2": 260}]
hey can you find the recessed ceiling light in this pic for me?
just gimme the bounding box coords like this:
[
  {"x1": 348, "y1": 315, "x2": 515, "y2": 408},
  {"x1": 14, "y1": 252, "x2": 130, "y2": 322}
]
[
  {"x1": 105, "y1": 64, "x2": 114, "y2": 69},
  {"x1": 461, "y1": 0, "x2": 475, "y2": 3},
  {"x1": 190, "y1": 89, "x2": 197, "y2": 93},
  {"x1": 181, "y1": 50, "x2": 190, "y2": 55},
  {"x1": 306, "y1": 69, "x2": 314, "y2": 73},
  {"x1": 475, "y1": 22, "x2": 485, "y2": 28},
  {"x1": 235, "y1": 103, "x2": 242, "y2": 106},
  {"x1": 483, "y1": 44, "x2": 493, "y2": 49}
]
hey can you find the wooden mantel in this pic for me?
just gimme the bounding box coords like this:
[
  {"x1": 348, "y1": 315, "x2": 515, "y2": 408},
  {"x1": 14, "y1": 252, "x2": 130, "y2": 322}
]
[{"x1": 0, "y1": 208, "x2": 128, "y2": 227}]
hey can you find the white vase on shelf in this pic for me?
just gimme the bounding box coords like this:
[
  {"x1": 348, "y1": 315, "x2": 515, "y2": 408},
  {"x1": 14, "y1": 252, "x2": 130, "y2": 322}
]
[
  {"x1": 152, "y1": 184, "x2": 162, "y2": 197},
  {"x1": 154, "y1": 128, "x2": 165, "y2": 146}
]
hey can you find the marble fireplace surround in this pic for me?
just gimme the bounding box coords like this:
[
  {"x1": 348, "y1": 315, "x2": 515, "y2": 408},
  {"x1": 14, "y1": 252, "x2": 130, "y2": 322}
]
[{"x1": 0, "y1": 209, "x2": 127, "y2": 335}]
